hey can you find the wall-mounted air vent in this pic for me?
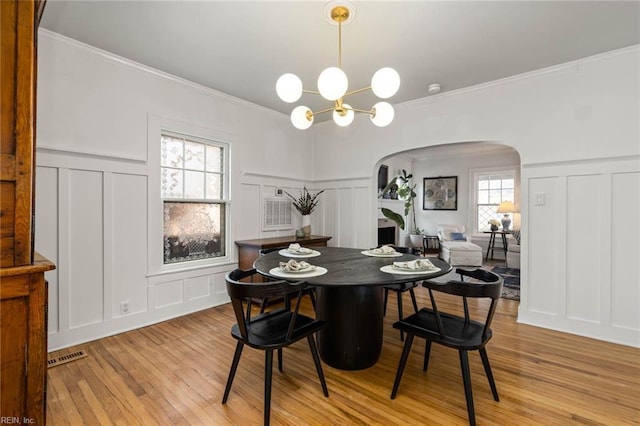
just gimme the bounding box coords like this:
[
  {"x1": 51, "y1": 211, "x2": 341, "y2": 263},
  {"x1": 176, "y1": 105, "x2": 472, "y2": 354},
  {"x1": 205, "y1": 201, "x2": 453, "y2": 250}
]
[{"x1": 263, "y1": 198, "x2": 292, "y2": 230}]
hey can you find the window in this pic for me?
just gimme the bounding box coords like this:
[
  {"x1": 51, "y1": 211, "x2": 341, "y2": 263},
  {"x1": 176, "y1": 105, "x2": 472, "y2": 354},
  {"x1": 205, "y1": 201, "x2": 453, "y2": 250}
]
[
  {"x1": 474, "y1": 170, "x2": 515, "y2": 232},
  {"x1": 160, "y1": 133, "x2": 228, "y2": 264}
]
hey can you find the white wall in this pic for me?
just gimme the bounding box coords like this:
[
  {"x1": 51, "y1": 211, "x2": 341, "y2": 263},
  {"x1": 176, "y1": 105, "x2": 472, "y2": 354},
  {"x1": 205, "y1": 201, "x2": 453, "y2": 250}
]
[
  {"x1": 36, "y1": 27, "x2": 640, "y2": 350},
  {"x1": 311, "y1": 46, "x2": 640, "y2": 347},
  {"x1": 35, "y1": 30, "x2": 318, "y2": 350},
  {"x1": 36, "y1": 30, "x2": 376, "y2": 350}
]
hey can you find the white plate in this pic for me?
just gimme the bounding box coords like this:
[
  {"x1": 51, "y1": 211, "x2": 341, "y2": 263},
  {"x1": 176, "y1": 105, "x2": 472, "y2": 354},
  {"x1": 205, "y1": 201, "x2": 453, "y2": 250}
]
[
  {"x1": 380, "y1": 265, "x2": 441, "y2": 275},
  {"x1": 361, "y1": 250, "x2": 403, "y2": 258},
  {"x1": 278, "y1": 249, "x2": 321, "y2": 258},
  {"x1": 278, "y1": 265, "x2": 315, "y2": 274},
  {"x1": 269, "y1": 266, "x2": 328, "y2": 279}
]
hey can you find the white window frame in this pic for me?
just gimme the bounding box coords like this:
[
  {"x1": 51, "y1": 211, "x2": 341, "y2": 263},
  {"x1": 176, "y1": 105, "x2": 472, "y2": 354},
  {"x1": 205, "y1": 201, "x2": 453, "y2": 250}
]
[
  {"x1": 469, "y1": 166, "x2": 519, "y2": 234},
  {"x1": 147, "y1": 115, "x2": 232, "y2": 275}
]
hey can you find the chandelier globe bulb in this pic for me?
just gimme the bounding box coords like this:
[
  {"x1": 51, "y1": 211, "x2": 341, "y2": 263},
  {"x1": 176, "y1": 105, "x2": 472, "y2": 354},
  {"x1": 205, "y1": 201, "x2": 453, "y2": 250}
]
[
  {"x1": 370, "y1": 101, "x2": 394, "y2": 127},
  {"x1": 276, "y1": 73, "x2": 303, "y2": 103},
  {"x1": 371, "y1": 67, "x2": 400, "y2": 99},
  {"x1": 333, "y1": 104, "x2": 354, "y2": 127},
  {"x1": 291, "y1": 105, "x2": 313, "y2": 130},
  {"x1": 317, "y1": 67, "x2": 348, "y2": 101}
]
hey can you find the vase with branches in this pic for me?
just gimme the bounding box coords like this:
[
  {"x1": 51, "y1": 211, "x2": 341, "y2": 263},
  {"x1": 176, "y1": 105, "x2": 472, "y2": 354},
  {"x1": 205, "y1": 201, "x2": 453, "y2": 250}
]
[{"x1": 285, "y1": 186, "x2": 324, "y2": 237}]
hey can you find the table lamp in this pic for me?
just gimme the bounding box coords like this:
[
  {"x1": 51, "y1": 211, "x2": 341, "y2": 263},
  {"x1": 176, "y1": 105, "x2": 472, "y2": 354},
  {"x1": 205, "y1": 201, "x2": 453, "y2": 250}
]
[{"x1": 496, "y1": 201, "x2": 516, "y2": 231}]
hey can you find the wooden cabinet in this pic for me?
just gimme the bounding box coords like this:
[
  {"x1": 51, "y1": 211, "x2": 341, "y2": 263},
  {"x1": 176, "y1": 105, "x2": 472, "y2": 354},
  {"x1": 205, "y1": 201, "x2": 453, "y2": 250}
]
[
  {"x1": 1, "y1": 1, "x2": 55, "y2": 423},
  {"x1": 1, "y1": 0, "x2": 43, "y2": 268},
  {"x1": 235, "y1": 235, "x2": 331, "y2": 281},
  {"x1": 1, "y1": 254, "x2": 54, "y2": 424}
]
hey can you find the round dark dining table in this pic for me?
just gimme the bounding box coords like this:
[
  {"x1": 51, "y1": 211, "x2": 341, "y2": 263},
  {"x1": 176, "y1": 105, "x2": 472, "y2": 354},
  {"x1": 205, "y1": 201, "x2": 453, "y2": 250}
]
[{"x1": 253, "y1": 246, "x2": 452, "y2": 370}]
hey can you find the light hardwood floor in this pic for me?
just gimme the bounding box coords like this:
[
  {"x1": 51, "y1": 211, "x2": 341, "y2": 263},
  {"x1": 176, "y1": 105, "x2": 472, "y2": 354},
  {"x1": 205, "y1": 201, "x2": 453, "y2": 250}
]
[{"x1": 46, "y1": 287, "x2": 640, "y2": 425}]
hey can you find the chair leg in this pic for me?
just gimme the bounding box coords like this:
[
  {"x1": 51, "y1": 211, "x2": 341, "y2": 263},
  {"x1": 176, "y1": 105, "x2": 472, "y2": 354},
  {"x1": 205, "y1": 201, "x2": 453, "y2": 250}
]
[
  {"x1": 396, "y1": 291, "x2": 404, "y2": 341},
  {"x1": 307, "y1": 335, "x2": 329, "y2": 397},
  {"x1": 458, "y1": 350, "x2": 476, "y2": 426},
  {"x1": 423, "y1": 340, "x2": 432, "y2": 372},
  {"x1": 390, "y1": 334, "x2": 414, "y2": 399},
  {"x1": 309, "y1": 289, "x2": 317, "y2": 312},
  {"x1": 277, "y1": 348, "x2": 283, "y2": 372},
  {"x1": 383, "y1": 288, "x2": 389, "y2": 316},
  {"x1": 264, "y1": 350, "x2": 274, "y2": 426},
  {"x1": 479, "y1": 347, "x2": 499, "y2": 401},
  {"x1": 222, "y1": 341, "x2": 244, "y2": 403},
  {"x1": 409, "y1": 288, "x2": 419, "y2": 313},
  {"x1": 260, "y1": 297, "x2": 268, "y2": 314}
]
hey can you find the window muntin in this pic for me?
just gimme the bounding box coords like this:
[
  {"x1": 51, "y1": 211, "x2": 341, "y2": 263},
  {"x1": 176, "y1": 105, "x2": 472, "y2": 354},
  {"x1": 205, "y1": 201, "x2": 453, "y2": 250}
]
[
  {"x1": 475, "y1": 171, "x2": 515, "y2": 232},
  {"x1": 161, "y1": 133, "x2": 227, "y2": 264}
]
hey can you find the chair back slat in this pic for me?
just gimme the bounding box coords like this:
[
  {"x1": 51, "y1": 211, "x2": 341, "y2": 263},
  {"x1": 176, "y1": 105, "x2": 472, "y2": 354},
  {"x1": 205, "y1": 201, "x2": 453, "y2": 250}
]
[
  {"x1": 225, "y1": 268, "x2": 308, "y2": 341},
  {"x1": 422, "y1": 268, "x2": 503, "y2": 337},
  {"x1": 427, "y1": 288, "x2": 446, "y2": 339}
]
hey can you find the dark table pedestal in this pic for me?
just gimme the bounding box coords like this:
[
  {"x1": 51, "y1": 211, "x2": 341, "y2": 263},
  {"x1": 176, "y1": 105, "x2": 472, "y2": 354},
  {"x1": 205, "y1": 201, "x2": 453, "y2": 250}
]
[{"x1": 315, "y1": 286, "x2": 384, "y2": 370}]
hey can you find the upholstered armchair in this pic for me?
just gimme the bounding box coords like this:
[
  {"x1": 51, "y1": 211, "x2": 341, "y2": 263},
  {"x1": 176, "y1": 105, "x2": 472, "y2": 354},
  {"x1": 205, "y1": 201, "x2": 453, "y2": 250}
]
[
  {"x1": 506, "y1": 230, "x2": 521, "y2": 269},
  {"x1": 437, "y1": 225, "x2": 483, "y2": 267}
]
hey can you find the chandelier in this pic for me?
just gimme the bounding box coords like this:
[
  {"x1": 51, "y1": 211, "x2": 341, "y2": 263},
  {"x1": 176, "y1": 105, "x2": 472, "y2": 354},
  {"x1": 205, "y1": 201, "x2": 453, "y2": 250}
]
[{"x1": 276, "y1": 1, "x2": 400, "y2": 130}]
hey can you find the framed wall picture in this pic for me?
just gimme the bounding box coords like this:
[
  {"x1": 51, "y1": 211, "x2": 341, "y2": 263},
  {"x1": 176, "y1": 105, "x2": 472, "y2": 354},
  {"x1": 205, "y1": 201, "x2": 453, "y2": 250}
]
[{"x1": 423, "y1": 176, "x2": 458, "y2": 210}]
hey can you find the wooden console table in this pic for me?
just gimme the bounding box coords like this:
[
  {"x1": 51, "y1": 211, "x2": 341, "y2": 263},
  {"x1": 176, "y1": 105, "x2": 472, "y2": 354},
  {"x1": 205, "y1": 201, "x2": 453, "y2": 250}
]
[{"x1": 235, "y1": 235, "x2": 332, "y2": 281}]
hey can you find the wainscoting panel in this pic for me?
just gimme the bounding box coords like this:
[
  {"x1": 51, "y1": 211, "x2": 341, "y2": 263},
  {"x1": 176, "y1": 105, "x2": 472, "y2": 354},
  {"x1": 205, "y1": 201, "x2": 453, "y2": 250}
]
[
  {"x1": 566, "y1": 174, "x2": 603, "y2": 323},
  {"x1": 321, "y1": 189, "x2": 338, "y2": 246},
  {"x1": 111, "y1": 173, "x2": 148, "y2": 318},
  {"x1": 35, "y1": 166, "x2": 60, "y2": 333},
  {"x1": 520, "y1": 157, "x2": 640, "y2": 347},
  {"x1": 526, "y1": 176, "x2": 560, "y2": 316},
  {"x1": 236, "y1": 183, "x2": 261, "y2": 241},
  {"x1": 151, "y1": 280, "x2": 183, "y2": 309},
  {"x1": 186, "y1": 275, "x2": 211, "y2": 301},
  {"x1": 68, "y1": 169, "x2": 105, "y2": 328},
  {"x1": 338, "y1": 188, "x2": 355, "y2": 248},
  {"x1": 353, "y1": 186, "x2": 372, "y2": 249},
  {"x1": 611, "y1": 171, "x2": 639, "y2": 331}
]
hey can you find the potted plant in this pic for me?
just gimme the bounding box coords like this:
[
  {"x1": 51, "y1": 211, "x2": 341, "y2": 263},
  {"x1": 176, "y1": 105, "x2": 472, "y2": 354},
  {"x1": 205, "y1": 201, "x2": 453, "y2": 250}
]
[
  {"x1": 285, "y1": 186, "x2": 324, "y2": 237},
  {"x1": 379, "y1": 169, "x2": 423, "y2": 247}
]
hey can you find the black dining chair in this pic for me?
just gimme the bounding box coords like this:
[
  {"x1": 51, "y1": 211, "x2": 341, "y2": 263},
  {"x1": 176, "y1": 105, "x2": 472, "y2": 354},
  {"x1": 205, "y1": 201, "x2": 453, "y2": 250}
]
[
  {"x1": 382, "y1": 246, "x2": 422, "y2": 341},
  {"x1": 257, "y1": 247, "x2": 317, "y2": 312},
  {"x1": 390, "y1": 268, "x2": 503, "y2": 426},
  {"x1": 222, "y1": 268, "x2": 329, "y2": 426}
]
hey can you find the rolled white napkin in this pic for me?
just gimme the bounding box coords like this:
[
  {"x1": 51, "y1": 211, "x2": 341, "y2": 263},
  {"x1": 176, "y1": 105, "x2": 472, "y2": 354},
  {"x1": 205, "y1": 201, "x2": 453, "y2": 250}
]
[
  {"x1": 370, "y1": 245, "x2": 397, "y2": 254},
  {"x1": 288, "y1": 243, "x2": 313, "y2": 254},
  {"x1": 393, "y1": 259, "x2": 436, "y2": 271},
  {"x1": 279, "y1": 259, "x2": 315, "y2": 272}
]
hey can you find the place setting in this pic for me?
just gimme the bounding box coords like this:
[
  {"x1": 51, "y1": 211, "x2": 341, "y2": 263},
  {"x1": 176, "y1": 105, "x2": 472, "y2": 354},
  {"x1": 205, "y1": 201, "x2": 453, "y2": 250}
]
[
  {"x1": 380, "y1": 258, "x2": 441, "y2": 275},
  {"x1": 269, "y1": 259, "x2": 327, "y2": 279},
  {"x1": 361, "y1": 245, "x2": 404, "y2": 258},
  {"x1": 278, "y1": 243, "x2": 321, "y2": 258}
]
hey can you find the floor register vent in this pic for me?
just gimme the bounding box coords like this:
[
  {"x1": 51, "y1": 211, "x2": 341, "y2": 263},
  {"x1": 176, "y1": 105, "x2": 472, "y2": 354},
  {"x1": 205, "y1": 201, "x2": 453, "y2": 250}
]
[{"x1": 48, "y1": 350, "x2": 88, "y2": 368}]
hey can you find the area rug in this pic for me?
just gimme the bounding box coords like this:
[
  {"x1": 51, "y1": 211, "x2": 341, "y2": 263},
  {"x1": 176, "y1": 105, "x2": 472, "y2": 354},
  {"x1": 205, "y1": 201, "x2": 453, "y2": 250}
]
[
  {"x1": 488, "y1": 266, "x2": 520, "y2": 301},
  {"x1": 428, "y1": 265, "x2": 520, "y2": 301}
]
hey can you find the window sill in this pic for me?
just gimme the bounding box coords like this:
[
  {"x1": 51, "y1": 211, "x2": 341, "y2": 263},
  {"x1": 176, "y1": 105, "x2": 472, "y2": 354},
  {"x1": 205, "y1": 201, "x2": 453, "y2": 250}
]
[{"x1": 147, "y1": 259, "x2": 236, "y2": 280}]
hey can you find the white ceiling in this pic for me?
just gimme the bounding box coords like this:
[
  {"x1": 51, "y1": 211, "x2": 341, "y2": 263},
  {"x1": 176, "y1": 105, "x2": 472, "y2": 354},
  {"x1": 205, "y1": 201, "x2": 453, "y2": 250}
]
[{"x1": 41, "y1": 0, "x2": 639, "y2": 124}]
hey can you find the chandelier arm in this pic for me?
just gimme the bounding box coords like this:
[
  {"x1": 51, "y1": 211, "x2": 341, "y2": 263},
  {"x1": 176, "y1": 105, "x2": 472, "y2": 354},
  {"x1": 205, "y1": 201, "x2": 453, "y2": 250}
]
[
  {"x1": 344, "y1": 86, "x2": 373, "y2": 97},
  {"x1": 303, "y1": 89, "x2": 321, "y2": 95},
  {"x1": 313, "y1": 106, "x2": 336, "y2": 116},
  {"x1": 346, "y1": 107, "x2": 374, "y2": 115}
]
